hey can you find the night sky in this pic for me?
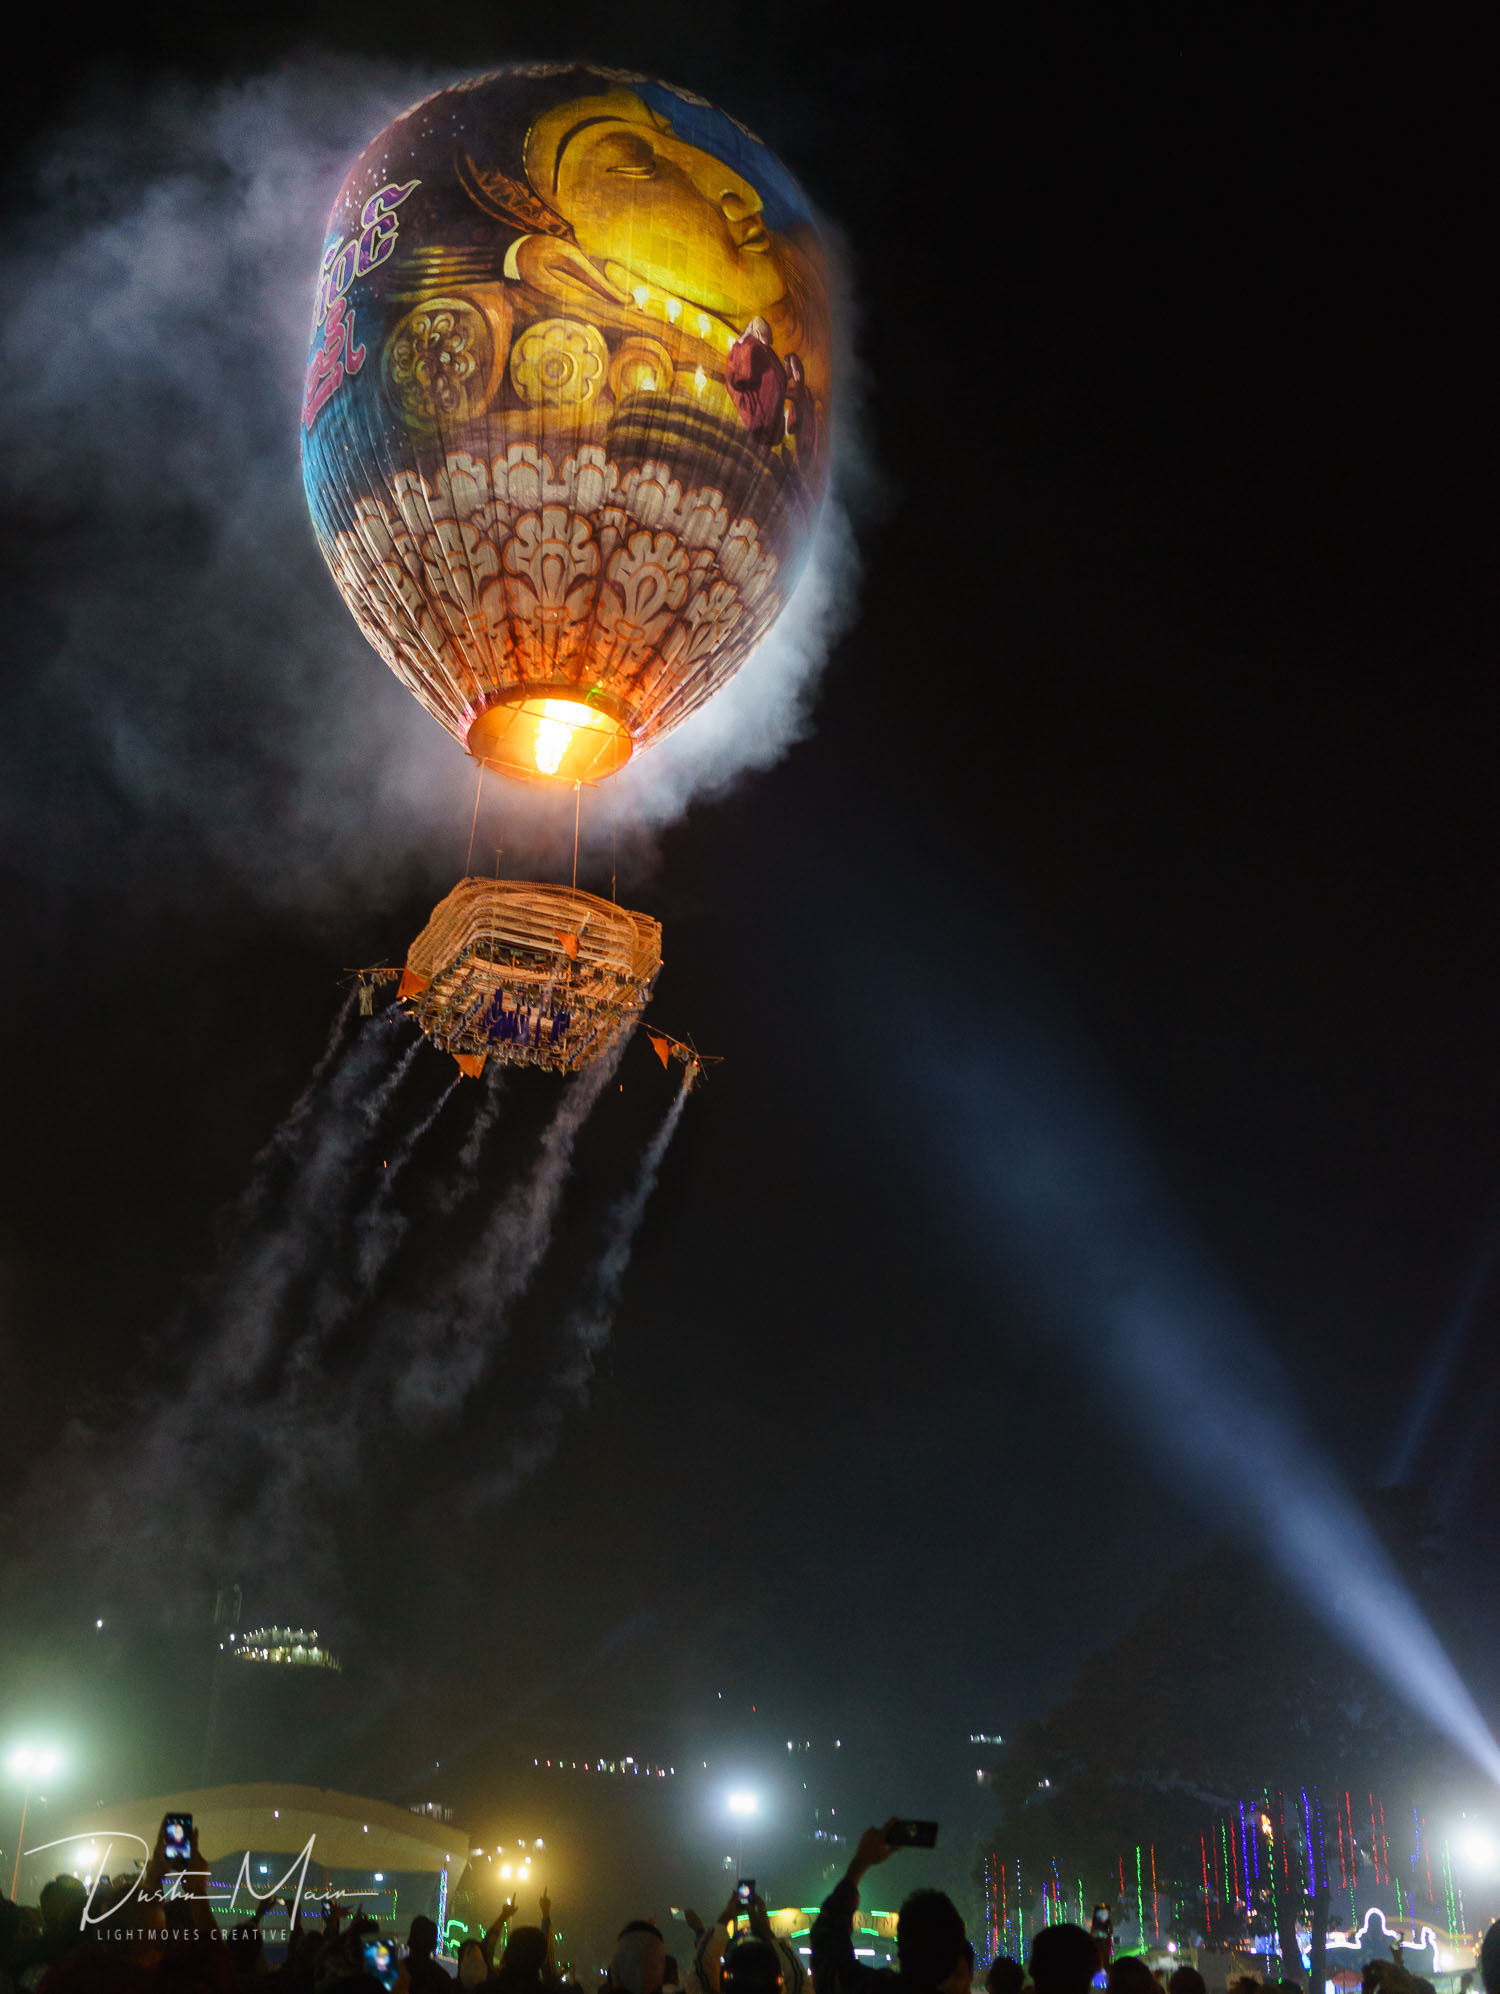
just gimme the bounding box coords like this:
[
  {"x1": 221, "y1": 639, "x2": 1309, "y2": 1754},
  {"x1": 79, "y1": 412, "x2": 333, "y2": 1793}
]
[{"x1": 0, "y1": 1, "x2": 1496, "y2": 1953}]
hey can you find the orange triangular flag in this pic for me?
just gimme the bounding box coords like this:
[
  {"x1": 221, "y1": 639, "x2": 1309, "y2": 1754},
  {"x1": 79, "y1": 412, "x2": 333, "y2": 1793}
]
[
  {"x1": 554, "y1": 931, "x2": 580, "y2": 960},
  {"x1": 648, "y1": 1033, "x2": 672, "y2": 1070},
  {"x1": 453, "y1": 1052, "x2": 487, "y2": 1080}
]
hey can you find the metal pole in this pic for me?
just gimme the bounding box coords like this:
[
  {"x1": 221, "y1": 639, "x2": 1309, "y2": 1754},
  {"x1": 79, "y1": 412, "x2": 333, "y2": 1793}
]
[{"x1": 10, "y1": 1782, "x2": 31, "y2": 1898}]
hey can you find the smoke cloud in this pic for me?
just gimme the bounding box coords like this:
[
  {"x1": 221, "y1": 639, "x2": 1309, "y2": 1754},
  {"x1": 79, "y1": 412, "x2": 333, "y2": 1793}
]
[{"x1": 0, "y1": 60, "x2": 864, "y2": 916}]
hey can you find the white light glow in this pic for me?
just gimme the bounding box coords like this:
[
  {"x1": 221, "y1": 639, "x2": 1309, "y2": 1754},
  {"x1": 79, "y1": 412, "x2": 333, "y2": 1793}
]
[
  {"x1": 1457, "y1": 1826, "x2": 1499, "y2": 1872},
  {"x1": 726, "y1": 1791, "x2": 758, "y2": 1816},
  {"x1": 8, "y1": 1746, "x2": 61, "y2": 1780}
]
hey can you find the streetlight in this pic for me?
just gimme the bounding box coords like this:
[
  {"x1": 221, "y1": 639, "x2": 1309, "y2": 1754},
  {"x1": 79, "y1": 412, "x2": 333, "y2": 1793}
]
[
  {"x1": 726, "y1": 1792, "x2": 758, "y2": 1881},
  {"x1": 7, "y1": 1746, "x2": 62, "y2": 1898},
  {"x1": 1456, "y1": 1826, "x2": 1498, "y2": 1874}
]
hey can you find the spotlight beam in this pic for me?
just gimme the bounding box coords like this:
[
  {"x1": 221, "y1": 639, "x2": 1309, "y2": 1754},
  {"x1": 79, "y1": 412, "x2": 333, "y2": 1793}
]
[{"x1": 921, "y1": 1016, "x2": 1500, "y2": 1789}]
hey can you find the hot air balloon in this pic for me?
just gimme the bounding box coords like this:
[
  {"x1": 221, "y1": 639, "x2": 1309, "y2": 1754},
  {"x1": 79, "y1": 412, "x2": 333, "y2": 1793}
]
[{"x1": 301, "y1": 63, "x2": 832, "y2": 786}]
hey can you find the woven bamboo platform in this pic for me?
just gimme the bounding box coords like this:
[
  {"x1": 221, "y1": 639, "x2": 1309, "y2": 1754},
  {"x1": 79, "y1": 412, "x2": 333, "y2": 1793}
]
[{"x1": 398, "y1": 876, "x2": 662, "y2": 1076}]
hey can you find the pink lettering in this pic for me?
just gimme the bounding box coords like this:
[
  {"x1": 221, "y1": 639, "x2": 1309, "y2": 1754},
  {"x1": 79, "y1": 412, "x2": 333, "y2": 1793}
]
[{"x1": 302, "y1": 297, "x2": 363, "y2": 430}]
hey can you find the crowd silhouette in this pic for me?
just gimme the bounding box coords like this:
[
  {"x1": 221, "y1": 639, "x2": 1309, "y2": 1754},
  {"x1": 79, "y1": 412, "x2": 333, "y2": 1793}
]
[{"x1": 3, "y1": 1818, "x2": 1496, "y2": 1994}]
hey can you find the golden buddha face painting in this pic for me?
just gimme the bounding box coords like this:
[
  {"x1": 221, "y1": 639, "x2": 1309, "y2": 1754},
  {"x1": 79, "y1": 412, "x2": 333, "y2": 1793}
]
[
  {"x1": 528, "y1": 87, "x2": 788, "y2": 324},
  {"x1": 303, "y1": 65, "x2": 834, "y2": 784}
]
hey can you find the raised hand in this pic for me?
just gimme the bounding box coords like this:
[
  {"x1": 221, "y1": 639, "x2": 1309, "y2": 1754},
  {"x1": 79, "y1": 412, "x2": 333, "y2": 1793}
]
[{"x1": 849, "y1": 1821, "x2": 900, "y2": 1884}]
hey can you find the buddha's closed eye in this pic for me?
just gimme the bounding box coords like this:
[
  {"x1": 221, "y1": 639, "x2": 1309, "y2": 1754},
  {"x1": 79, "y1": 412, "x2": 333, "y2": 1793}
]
[{"x1": 597, "y1": 130, "x2": 658, "y2": 178}]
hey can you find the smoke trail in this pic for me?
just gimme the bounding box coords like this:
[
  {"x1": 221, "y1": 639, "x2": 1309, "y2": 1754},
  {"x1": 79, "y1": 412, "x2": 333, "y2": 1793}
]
[
  {"x1": 914, "y1": 999, "x2": 1500, "y2": 1785},
  {"x1": 204, "y1": 1066, "x2": 470, "y2": 1593},
  {"x1": 360, "y1": 1029, "x2": 422, "y2": 1128},
  {"x1": 271, "y1": 1064, "x2": 464, "y2": 1422},
  {"x1": 557, "y1": 1071, "x2": 691, "y2": 1394},
  {"x1": 434, "y1": 1064, "x2": 507, "y2": 1214},
  {"x1": 133, "y1": 1014, "x2": 398, "y2": 1386},
  {"x1": 11, "y1": 1014, "x2": 405, "y2": 1609},
  {"x1": 388, "y1": 1038, "x2": 627, "y2": 1421},
  {"x1": 220, "y1": 1054, "x2": 619, "y2": 1584},
  {"x1": 353, "y1": 1075, "x2": 462, "y2": 1289},
  {"x1": 470, "y1": 1071, "x2": 692, "y2": 1509},
  {"x1": 220, "y1": 986, "x2": 358, "y2": 1242}
]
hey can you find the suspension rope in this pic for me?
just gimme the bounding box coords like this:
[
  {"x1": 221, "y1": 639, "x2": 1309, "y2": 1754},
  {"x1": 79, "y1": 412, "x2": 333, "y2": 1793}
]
[
  {"x1": 572, "y1": 782, "x2": 582, "y2": 894},
  {"x1": 464, "y1": 762, "x2": 484, "y2": 877}
]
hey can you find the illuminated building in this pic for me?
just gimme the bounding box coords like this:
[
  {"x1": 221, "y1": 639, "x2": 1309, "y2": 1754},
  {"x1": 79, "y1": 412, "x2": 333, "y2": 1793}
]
[{"x1": 231, "y1": 1628, "x2": 342, "y2": 1671}]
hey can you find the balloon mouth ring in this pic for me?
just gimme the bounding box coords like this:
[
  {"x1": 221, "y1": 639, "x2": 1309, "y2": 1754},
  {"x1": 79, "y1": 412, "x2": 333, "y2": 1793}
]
[{"x1": 466, "y1": 688, "x2": 634, "y2": 784}]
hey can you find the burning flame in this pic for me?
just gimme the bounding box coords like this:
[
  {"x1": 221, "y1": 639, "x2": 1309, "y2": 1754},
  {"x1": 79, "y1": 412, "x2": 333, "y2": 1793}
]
[{"x1": 533, "y1": 698, "x2": 598, "y2": 777}]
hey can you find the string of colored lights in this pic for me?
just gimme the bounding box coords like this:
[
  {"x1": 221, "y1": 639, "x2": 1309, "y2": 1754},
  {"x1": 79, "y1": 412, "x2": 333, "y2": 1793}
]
[
  {"x1": 1314, "y1": 1789, "x2": 1327, "y2": 1898},
  {"x1": 988, "y1": 1781, "x2": 1469, "y2": 1971},
  {"x1": 1016, "y1": 1860, "x2": 1024, "y2": 1957},
  {"x1": 1267, "y1": 1806, "x2": 1281, "y2": 1954}
]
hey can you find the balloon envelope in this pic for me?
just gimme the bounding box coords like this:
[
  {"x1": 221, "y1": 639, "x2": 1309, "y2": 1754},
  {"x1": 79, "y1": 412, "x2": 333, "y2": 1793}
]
[{"x1": 302, "y1": 64, "x2": 832, "y2": 784}]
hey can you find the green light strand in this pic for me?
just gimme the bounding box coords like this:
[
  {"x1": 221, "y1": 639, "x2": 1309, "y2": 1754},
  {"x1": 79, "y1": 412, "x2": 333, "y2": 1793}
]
[
  {"x1": 1136, "y1": 1845, "x2": 1144, "y2": 1946},
  {"x1": 1268, "y1": 1831, "x2": 1280, "y2": 1960}
]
